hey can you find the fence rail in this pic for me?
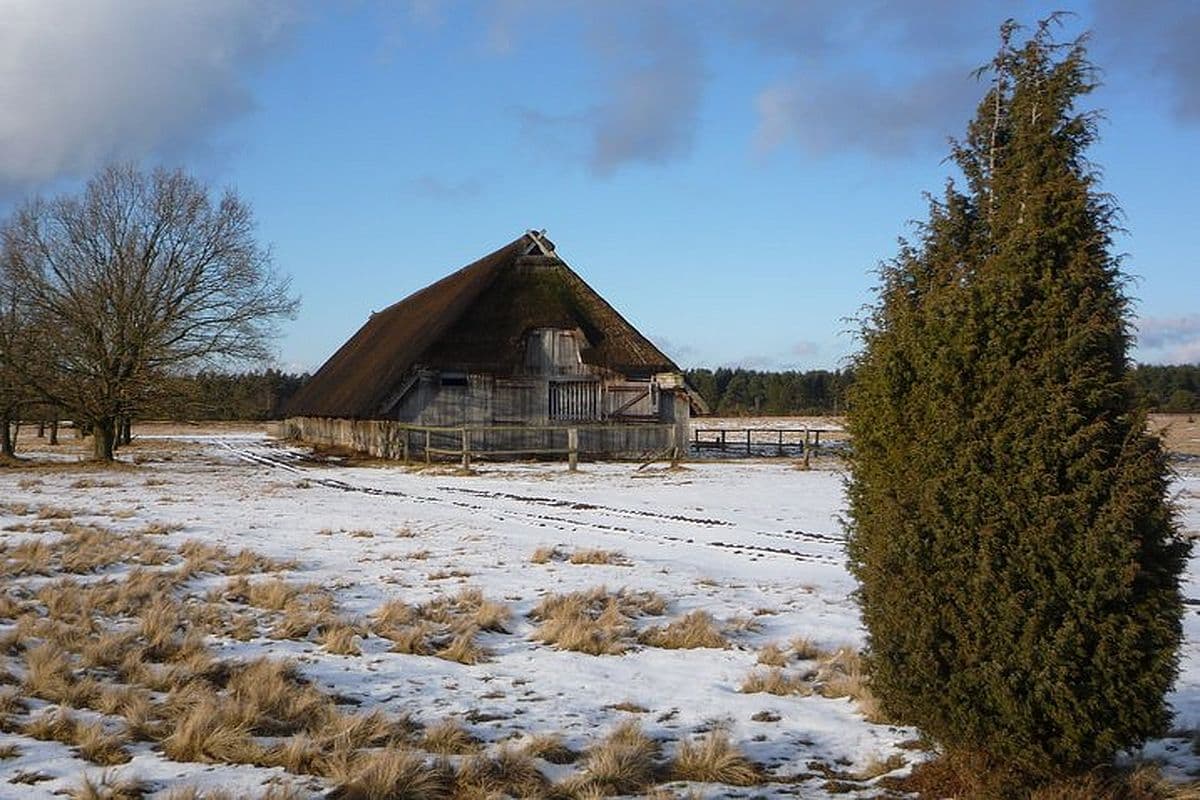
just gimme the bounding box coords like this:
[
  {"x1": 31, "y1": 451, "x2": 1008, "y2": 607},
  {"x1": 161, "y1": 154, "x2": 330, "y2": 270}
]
[
  {"x1": 285, "y1": 417, "x2": 680, "y2": 470},
  {"x1": 691, "y1": 427, "x2": 844, "y2": 464}
]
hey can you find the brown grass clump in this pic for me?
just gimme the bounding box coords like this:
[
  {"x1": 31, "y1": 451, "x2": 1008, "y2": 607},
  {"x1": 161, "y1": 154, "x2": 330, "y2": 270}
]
[
  {"x1": 139, "y1": 521, "x2": 184, "y2": 536},
  {"x1": 381, "y1": 621, "x2": 435, "y2": 656},
  {"x1": 757, "y1": 643, "x2": 790, "y2": 667},
  {"x1": 372, "y1": 598, "x2": 418, "y2": 630},
  {"x1": 562, "y1": 719, "x2": 662, "y2": 797},
  {"x1": 568, "y1": 549, "x2": 630, "y2": 566},
  {"x1": 637, "y1": 610, "x2": 729, "y2": 650},
  {"x1": 530, "y1": 546, "x2": 561, "y2": 564},
  {"x1": 23, "y1": 641, "x2": 80, "y2": 704},
  {"x1": 322, "y1": 708, "x2": 415, "y2": 750},
  {"x1": 435, "y1": 628, "x2": 488, "y2": 665},
  {"x1": 372, "y1": 588, "x2": 508, "y2": 662},
  {"x1": 319, "y1": 620, "x2": 363, "y2": 656},
  {"x1": 739, "y1": 669, "x2": 809, "y2": 696},
  {"x1": 521, "y1": 733, "x2": 579, "y2": 765},
  {"x1": 24, "y1": 707, "x2": 80, "y2": 744},
  {"x1": 225, "y1": 657, "x2": 335, "y2": 735},
  {"x1": 530, "y1": 586, "x2": 665, "y2": 656},
  {"x1": 1026, "y1": 765, "x2": 1200, "y2": 800},
  {"x1": 75, "y1": 720, "x2": 133, "y2": 765},
  {"x1": 0, "y1": 742, "x2": 19, "y2": 759},
  {"x1": 812, "y1": 647, "x2": 886, "y2": 723},
  {"x1": 240, "y1": 576, "x2": 301, "y2": 610},
  {"x1": 421, "y1": 717, "x2": 481, "y2": 755},
  {"x1": 328, "y1": 747, "x2": 452, "y2": 800},
  {"x1": 264, "y1": 733, "x2": 327, "y2": 776},
  {"x1": 6, "y1": 538, "x2": 54, "y2": 575},
  {"x1": 886, "y1": 756, "x2": 1200, "y2": 800},
  {"x1": 791, "y1": 636, "x2": 826, "y2": 660},
  {"x1": 162, "y1": 698, "x2": 262, "y2": 764},
  {"x1": 670, "y1": 730, "x2": 762, "y2": 786},
  {"x1": 456, "y1": 747, "x2": 549, "y2": 798},
  {"x1": 67, "y1": 770, "x2": 148, "y2": 800}
]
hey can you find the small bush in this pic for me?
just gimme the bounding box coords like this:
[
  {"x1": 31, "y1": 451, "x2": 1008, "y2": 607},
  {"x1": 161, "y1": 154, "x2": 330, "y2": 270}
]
[
  {"x1": 739, "y1": 669, "x2": 808, "y2": 696},
  {"x1": 670, "y1": 730, "x2": 761, "y2": 786},
  {"x1": 637, "y1": 611, "x2": 729, "y2": 650}
]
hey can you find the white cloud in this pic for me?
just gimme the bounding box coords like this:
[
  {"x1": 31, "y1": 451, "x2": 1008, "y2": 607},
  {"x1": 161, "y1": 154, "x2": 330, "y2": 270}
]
[
  {"x1": 0, "y1": 0, "x2": 299, "y2": 197},
  {"x1": 1136, "y1": 314, "x2": 1200, "y2": 364}
]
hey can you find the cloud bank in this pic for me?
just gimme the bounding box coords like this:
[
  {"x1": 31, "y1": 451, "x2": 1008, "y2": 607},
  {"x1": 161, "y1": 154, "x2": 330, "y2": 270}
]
[
  {"x1": 0, "y1": 0, "x2": 298, "y2": 198},
  {"x1": 1137, "y1": 314, "x2": 1200, "y2": 364}
]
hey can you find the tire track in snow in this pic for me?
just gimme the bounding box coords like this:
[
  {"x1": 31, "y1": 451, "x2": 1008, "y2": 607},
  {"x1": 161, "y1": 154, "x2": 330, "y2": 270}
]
[{"x1": 217, "y1": 438, "x2": 844, "y2": 565}]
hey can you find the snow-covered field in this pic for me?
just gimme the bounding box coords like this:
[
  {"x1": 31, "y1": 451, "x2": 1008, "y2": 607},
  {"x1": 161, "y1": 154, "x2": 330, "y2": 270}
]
[{"x1": 1, "y1": 429, "x2": 1198, "y2": 798}]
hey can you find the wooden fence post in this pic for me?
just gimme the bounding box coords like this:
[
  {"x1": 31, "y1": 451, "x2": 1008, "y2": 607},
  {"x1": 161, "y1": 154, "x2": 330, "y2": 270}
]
[
  {"x1": 568, "y1": 428, "x2": 578, "y2": 472},
  {"x1": 425, "y1": 430, "x2": 431, "y2": 465},
  {"x1": 668, "y1": 425, "x2": 679, "y2": 468},
  {"x1": 402, "y1": 431, "x2": 409, "y2": 465},
  {"x1": 803, "y1": 427, "x2": 811, "y2": 469},
  {"x1": 461, "y1": 428, "x2": 470, "y2": 470},
  {"x1": 745, "y1": 429, "x2": 751, "y2": 456}
]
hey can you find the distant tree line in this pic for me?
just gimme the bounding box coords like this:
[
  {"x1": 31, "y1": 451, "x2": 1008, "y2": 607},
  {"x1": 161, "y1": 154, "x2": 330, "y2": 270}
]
[
  {"x1": 156, "y1": 364, "x2": 1198, "y2": 421},
  {"x1": 682, "y1": 364, "x2": 1199, "y2": 416},
  {"x1": 1130, "y1": 363, "x2": 1200, "y2": 412},
  {"x1": 144, "y1": 370, "x2": 309, "y2": 421},
  {"x1": 684, "y1": 368, "x2": 853, "y2": 415}
]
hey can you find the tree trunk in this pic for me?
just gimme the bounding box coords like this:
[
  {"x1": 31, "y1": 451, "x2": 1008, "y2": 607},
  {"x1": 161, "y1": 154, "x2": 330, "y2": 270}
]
[
  {"x1": 120, "y1": 416, "x2": 132, "y2": 446},
  {"x1": 49, "y1": 418, "x2": 59, "y2": 446},
  {"x1": 37, "y1": 420, "x2": 45, "y2": 438},
  {"x1": 92, "y1": 417, "x2": 116, "y2": 461},
  {"x1": 0, "y1": 413, "x2": 13, "y2": 458}
]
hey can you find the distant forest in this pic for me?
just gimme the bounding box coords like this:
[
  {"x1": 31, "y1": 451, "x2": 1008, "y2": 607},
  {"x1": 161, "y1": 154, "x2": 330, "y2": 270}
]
[{"x1": 149, "y1": 363, "x2": 1200, "y2": 421}]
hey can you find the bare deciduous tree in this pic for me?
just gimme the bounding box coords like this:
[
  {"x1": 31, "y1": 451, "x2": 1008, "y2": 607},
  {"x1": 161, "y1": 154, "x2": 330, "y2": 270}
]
[{"x1": 2, "y1": 164, "x2": 298, "y2": 460}]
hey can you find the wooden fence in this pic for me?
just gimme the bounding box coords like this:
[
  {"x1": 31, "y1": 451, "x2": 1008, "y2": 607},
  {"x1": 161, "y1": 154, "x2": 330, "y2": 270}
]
[
  {"x1": 691, "y1": 427, "x2": 843, "y2": 464},
  {"x1": 284, "y1": 417, "x2": 680, "y2": 470}
]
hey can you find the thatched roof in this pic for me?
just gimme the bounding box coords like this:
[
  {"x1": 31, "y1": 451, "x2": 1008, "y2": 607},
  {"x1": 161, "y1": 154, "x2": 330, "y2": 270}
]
[{"x1": 286, "y1": 232, "x2": 680, "y2": 419}]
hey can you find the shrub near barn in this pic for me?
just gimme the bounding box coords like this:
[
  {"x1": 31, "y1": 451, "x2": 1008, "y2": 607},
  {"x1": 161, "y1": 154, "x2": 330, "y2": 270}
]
[{"x1": 846, "y1": 18, "x2": 1189, "y2": 795}]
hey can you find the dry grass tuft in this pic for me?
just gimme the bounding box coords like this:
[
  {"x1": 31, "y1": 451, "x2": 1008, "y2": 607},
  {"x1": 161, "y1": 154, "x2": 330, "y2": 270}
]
[
  {"x1": 67, "y1": 770, "x2": 148, "y2": 800},
  {"x1": 327, "y1": 747, "x2": 452, "y2": 800},
  {"x1": 162, "y1": 699, "x2": 263, "y2": 764},
  {"x1": 421, "y1": 717, "x2": 481, "y2": 755},
  {"x1": 791, "y1": 636, "x2": 826, "y2": 660},
  {"x1": 521, "y1": 733, "x2": 579, "y2": 765},
  {"x1": 757, "y1": 643, "x2": 790, "y2": 667},
  {"x1": 568, "y1": 548, "x2": 630, "y2": 566},
  {"x1": 671, "y1": 730, "x2": 762, "y2": 786},
  {"x1": 139, "y1": 521, "x2": 184, "y2": 536},
  {"x1": 319, "y1": 620, "x2": 364, "y2": 656},
  {"x1": 562, "y1": 719, "x2": 662, "y2": 797},
  {"x1": 372, "y1": 598, "x2": 418, "y2": 630},
  {"x1": 530, "y1": 545, "x2": 561, "y2": 564},
  {"x1": 435, "y1": 628, "x2": 488, "y2": 665},
  {"x1": 456, "y1": 747, "x2": 549, "y2": 798},
  {"x1": 812, "y1": 647, "x2": 887, "y2": 723},
  {"x1": 637, "y1": 610, "x2": 729, "y2": 650},
  {"x1": 75, "y1": 720, "x2": 133, "y2": 765},
  {"x1": 24, "y1": 707, "x2": 80, "y2": 744},
  {"x1": 739, "y1": 668, "x2": 810, "y2": 696},
  {"x1": 530, "y1": 586, "x2": 665, "y2": 656}
]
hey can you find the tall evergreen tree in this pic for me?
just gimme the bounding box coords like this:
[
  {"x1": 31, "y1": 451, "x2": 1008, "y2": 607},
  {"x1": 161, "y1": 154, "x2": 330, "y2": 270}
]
[{"x1": 846, "y1": 18, "x2": 1188, "y2": 790}]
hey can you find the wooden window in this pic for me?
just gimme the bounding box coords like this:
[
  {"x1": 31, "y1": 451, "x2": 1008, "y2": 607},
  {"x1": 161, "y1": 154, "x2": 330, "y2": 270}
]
[{"x1": 549, "y1": 381, "x2": 600, "y2": 421}]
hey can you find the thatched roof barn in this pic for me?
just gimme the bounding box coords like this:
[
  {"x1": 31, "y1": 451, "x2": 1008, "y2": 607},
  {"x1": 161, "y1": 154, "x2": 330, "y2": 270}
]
[{"x1": 285, "y1": 231, "x2": 699, "y2": 461}]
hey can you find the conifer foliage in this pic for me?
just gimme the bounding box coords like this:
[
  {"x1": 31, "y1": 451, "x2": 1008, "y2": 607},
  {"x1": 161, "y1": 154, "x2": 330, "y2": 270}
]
[{"x1": 846, "y1": 18, "x2": 1189, "y2": 787}]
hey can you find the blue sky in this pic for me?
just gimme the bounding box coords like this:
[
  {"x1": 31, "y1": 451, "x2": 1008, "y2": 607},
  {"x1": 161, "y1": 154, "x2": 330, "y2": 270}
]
[{"x1": 2, "y1": 1, "x2": 1198, "y2": 370}]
